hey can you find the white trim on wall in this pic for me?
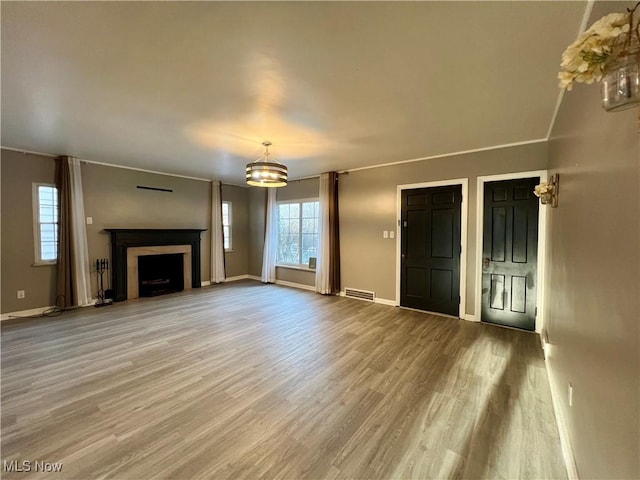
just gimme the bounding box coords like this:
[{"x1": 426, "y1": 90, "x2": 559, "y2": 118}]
[
  {"x1": 0, "y1": 145, "x2": 250, "y2": 187},
  {"x1": 546, "y1": 0, "x2": 594, "y2": 140},
  {"x1": 345, "y1": 139, "x2": 546, "y2": 174},
  {"x1": 274, "y1": 279, "x2": 316, "y2": 292},
  {"x1": 475, "y1": 170, "x2": 548, "y2": 332},
  {"x1": 203, "y1": 275, "x2": 260, "y2": 286},
  {"x1": 374, "y1": 297, "x2": 397, "y2": 306},
  {"x1": 225, "y1": 274, "x2": 250, "y2": 282},
  {"x1": 1, "y1": 300, "x2": 97, "y2": 321},
  {"x1": 395, "y1": 178, "x2": 469, "y2": 319},
  {"x1": 546, "y1": 350, "x2": 580, "y2": 480},
  {"x1": 1, "y1": 306, "x2": 55, "y2": 321}
]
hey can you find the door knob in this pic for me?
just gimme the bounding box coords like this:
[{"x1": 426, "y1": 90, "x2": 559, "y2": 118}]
[{"x1": 483, "y1": 257, "x2": 490, "y2": 268}]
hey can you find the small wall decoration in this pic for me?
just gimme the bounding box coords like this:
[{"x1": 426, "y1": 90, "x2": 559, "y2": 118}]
[{"x1": 534, "y1": 174, "x2": 559, "y2": 208}]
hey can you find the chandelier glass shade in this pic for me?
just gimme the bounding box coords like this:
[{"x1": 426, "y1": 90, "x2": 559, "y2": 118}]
[{"x1": 245, "y1": 141, "x2": 288, "y2": 187}]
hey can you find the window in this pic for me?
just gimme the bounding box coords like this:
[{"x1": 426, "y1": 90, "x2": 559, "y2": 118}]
[
  {"x1": 277, "y1": 200, "x2": 319, "y2": 267},
  {"x1": 222, "y1": 201, "x2": 232, "y2": 250},
  {"x1": 33, "y1": 183, "x2": 59, "y2": 264}
]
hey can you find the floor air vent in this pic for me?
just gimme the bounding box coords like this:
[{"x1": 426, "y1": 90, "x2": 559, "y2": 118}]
[{"x1": 344, "y1": 288, "x2": 375, "y2": 302}]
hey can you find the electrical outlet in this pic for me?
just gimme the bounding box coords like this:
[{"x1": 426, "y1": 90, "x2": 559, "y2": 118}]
[
  {"x1": 86, "y1": 217, "x2": 93, "y2": 225},
  {"x1": 383, "y1": 231, "x2": 388, "y2": 238},
  {"x1": 568, "y1": 383, "x2": 574, "y2": 407},
  {"x1": 17, "y1": 290, "x2": 25, "y2": 299},
  {"x1": 389, "y1": 231, "x2": 395, "y2": 239}
]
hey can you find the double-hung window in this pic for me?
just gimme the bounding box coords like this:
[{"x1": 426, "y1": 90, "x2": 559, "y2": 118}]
[
  {"x1": 33, "y1": 183, "x2": 59, "y2": 264},
  {"x1": 222, "y1": 201, "x2": 232, "y2": 251},
  {"x1": 277, "y1": 199, "x2": 319, "y2": 267}
]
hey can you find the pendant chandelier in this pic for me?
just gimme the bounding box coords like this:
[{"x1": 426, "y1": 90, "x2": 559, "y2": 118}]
[{"x1": 245, "y1": 141, "x2": 288, "y2": 187}]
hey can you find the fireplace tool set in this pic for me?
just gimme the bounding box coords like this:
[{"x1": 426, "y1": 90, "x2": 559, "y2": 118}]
[{"x1": 95, "y1": 258, "x2": 113, "y2": 307}]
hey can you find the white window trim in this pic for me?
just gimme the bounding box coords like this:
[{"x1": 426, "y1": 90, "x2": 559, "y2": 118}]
[
  {"x1": 276, "y1": 264, "x2": 316, "y2": 273},
  {"x1": 32, "y1": 182, "x2": 58, "y2": 266},
  {"x1": 276, "y1": 197, "x2": 320, "y2": 269},
  {"x1": 222, "y1": 201, "x2": 233, "y2": 252}
]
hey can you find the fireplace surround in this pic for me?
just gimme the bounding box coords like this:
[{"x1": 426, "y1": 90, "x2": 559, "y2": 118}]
[{"x1": 106, "y1": 229, "x2": 205, "y2": 302}]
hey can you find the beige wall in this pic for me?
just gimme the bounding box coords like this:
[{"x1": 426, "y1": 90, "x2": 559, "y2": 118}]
[
  {"x1": 220, "y1": 184, "x2": 249, "y2": 278},
  {"x1": 277, "y1": 178, "x2": 319, "y2": 202},
  {"x1": 0, "y1": 151, "x2": 254, "y2": 313},
  {"x1": 81, "y1": 163, "x2": 211, "y2": 295},
  {"x1": 275, "y1": 266, "x2": 314, "y2": 286},
  {"x1": 1, "y1": 150, "x2": 58, "y2": 312},
  {"x1": 339, "y1": 142, "x2": 547, "y2": 311},
  {"x1": 545, "y1": 3, "x2": 639, "y2": 477}
]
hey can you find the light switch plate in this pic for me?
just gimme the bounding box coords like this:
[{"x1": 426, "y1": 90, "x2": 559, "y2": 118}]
[
  {"x1": 86, "y1": 217, "x2": 93, "y2": 225},
  {"x1": 389, "y1": 231, "x2": 395, "y2": 239},
  {"x1": 383, "y1": 231, "x2": 388, "y2": 238}
]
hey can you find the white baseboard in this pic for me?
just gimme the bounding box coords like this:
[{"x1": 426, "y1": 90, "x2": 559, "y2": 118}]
[
  {"x1": 274, "y1": 279, "x2": 316, "y2": 292},
  {"x1": 225, "y1": 275, "x2": 250, "y2": 283},
  {"x1": 546, "y1": 354, "x2": 579, "y2": 480},
  {"x1": 336, "y1": 291, "x2": 474, "y2": 313},
  {"x1": 374, "y1": 297, "x2": 397, "y2": 306},
  {"x1": 1, "y1": 306, "x2": 55, "y2": 321},
  {"x1": 203, "y1": 275, "x2": 261, "y2": 286},
  {"x1": 539, "y1": 329, "x2": 549, "y2": 357},
  {"x1": 0, "y1": 299, "x2": 97, "y2": 322},
  {"x1": 248, "y1": 275, "x2": 261, "y2": 282}
]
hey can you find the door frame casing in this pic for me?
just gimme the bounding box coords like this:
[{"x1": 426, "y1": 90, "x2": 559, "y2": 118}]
[
  {"x1": 395, "y1": 178, "x2": 469, "y2": 319},
  {"x1": 475, "y1": 170, "x2": 548, "y2": 333}
]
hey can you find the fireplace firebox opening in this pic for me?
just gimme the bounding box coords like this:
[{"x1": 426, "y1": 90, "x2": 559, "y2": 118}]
[{"x1": 138, "y1": 253, "x2": 184, "y2": 297}]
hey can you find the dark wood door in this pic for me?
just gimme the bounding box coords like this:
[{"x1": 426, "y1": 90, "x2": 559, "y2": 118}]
[
  {"x1": 401, "y1": 185, "x2": 461, "y2": 316},
  {"x1": 482, "y1": 178, "x2": 539, "y2": 331}
]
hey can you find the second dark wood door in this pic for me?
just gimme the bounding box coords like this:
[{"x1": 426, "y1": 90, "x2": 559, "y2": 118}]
[
  {"x1": 482, "y1": 178, "x2": 539, "y2": 331},
  {"x1": 401, "y1": 185, "x2": 461, "y2": 316}
]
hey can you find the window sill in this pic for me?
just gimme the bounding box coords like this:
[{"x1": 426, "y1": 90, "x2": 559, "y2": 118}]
[
  {"x1": 32, "y1": 261, "x2": 57, "y2": 267},
  {"x1": 224, "y1": 249, "x2": 234, "y2": 253},
  {"x1": 276, "y1": 264, "x2": 316, "y2": 273}
]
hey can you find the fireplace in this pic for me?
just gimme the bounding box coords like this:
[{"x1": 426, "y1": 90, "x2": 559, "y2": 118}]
[
  {"x1": 138, "y1": 253, "x2": 184, "y2": 297},
  {"x1": 106, "y1": 229, "x2": 205, "y2": 302}
]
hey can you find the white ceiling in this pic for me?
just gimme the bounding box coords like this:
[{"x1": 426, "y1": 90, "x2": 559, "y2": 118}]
[{"x1": 2, "y1": 1, "x2": 587, "y2": 184}]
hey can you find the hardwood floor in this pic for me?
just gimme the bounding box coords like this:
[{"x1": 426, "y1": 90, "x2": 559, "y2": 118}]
[{"x1": 1, "y1": 281, "x2": 566, "y2": 479}]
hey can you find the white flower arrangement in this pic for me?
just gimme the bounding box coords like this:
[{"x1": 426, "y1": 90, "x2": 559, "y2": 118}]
[
  {"x1": 534, "y1": 175, "x2": 559, "y2": 207},
  {"x1": 558, "y1": 11, "x2": 634, "y2": 90},
  {"x1": 533, "y1": 183, "x2": 553, "y2": 197}
]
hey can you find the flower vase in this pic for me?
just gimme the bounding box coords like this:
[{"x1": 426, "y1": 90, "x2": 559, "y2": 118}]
[{"x1": 601, "y1": 44, "x2": 640, "y2": 112}]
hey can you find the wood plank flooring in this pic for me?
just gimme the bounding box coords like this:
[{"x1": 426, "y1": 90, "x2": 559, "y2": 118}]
[{"x1": 1, "y1": 281, "x2": 567, "y2": 479}]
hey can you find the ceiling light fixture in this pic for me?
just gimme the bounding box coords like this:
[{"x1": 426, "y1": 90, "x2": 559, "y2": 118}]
[{"x1": 245, "y1": 141, "x2": 288, "y2": 187}]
